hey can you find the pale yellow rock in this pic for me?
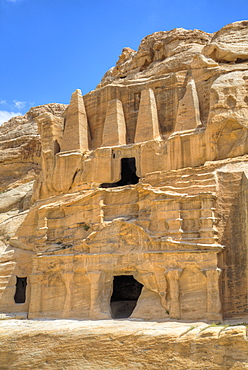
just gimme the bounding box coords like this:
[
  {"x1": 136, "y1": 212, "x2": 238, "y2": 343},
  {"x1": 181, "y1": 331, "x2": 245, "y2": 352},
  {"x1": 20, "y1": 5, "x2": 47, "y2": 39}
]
[
  {"x1": 101, "y1": 99, "x2": 126, "y2": 147},
  {"x1": 135, "y1": 88, "x2": 161, "y2": 143},
  {"x1": 61, "y1": 89, "x2": 89, "y2": 152},
  {"x1": 174, "y1": 77, "x2": 202, "y2": 131},
  {"x1": 98, "y1": 28, "x2": 211, "y2": 86},
  {"x1": 202, "y1": 20, "x2": 248, "y2": 62},
  {"x1": 0, "y1": 103, "x2": 66, "y2": 193},
  {"x1": 0, "y1": 320, "x2": 247, "y2": 369},
  {"x1": 1, "y1": 22, "x2": 248, "y2": 338},
  {"x1": 206, "y1": 69, "x2": 248, "y2": 161}
]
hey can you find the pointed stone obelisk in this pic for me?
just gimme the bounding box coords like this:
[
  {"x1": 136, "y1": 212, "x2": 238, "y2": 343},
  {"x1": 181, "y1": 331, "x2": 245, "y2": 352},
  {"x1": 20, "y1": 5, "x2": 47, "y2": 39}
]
[
  {"x1": 61, "y1": 89, "x2": 89, "y2": 151},
  {"x1": 101, "y1": 99, "x2": 126, "y2": 147},
  {"x1": 134, "y1": 88, "x2": 161, "y2": 143},
  {"x1": 174, "y1": 78, "x2": 201, "y2": 132}
]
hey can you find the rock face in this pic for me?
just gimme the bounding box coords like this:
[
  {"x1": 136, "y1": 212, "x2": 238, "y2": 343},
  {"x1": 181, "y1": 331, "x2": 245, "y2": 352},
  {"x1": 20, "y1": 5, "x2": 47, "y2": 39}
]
[
  {"x1": 1, "y1": 21, "x2": 248, "y2": 328},
  {"x1": 0, "y1": 320, "x2": 248, "y2": 370}
]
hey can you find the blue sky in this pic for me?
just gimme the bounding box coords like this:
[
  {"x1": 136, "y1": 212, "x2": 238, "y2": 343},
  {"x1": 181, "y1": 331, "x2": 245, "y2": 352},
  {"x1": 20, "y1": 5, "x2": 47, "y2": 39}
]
[{"x1": 0, "y1": 0, "x2": 247, "y2": 123}]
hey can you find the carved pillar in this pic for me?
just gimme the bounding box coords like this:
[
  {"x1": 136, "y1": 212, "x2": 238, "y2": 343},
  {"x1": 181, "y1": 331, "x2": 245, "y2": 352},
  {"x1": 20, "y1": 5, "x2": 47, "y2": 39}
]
[
  {"x1": 205, "y1": 268, "x2": 222, "y2": 320},
  {"x1": 168, "y1": 134, "x2": 182, "y2": 170},
  {"x1": 200, "y1": 195, "x2": 217, "y2": 243},
  {"x1": 155, "y1": 268, "x2": 168, "y2": 309},
  {"x1": 166, "y1": 270, "x2": 181, "y2": 319},
  {"x1": 100, "y1": 271, "x2": 113, "y2": 318},
  {"x1": 88, "y1": 272, "x2": 108, "y2": 319},
  {"x1": 165, "y1": 201, "x2": 183, "y2": 240},
  {"x1": 62, "y1": 272, "x2": 74, "y2": 318},
  {"x1": 135, "y1": 267, "x2": 168, "y2": 310},
  {"x1": 150, "y1": 201, "x2": 169, "y2": 236},
  {"x1": 28, "y1": 274, "x2": 43, "y2": 319}
]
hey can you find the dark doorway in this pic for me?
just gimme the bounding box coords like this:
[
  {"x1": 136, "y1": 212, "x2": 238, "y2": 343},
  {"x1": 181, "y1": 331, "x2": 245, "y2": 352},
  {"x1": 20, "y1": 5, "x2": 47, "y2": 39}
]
[
  {"x1": 100, "y1": 157, "x2": 139, "y2": 188},
  {"x1": 110, "y1": 275, "x2": 143, "y2": 319},
  {"x1": 14, "y1": 277, "x2": 27, "y2": 304}
]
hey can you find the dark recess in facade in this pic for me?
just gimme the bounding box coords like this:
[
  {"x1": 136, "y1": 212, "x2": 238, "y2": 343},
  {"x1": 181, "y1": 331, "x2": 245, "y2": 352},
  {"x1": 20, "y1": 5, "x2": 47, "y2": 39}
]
[
  {"x1": 110, "y1": 275, "x2": 143, "y2": 319},
  {"x1": 14, "y1": 277, "x2": 27, "y2": 304},
  {"x1": 100, "y1": 157, "x2": 139, "y2": 188}
]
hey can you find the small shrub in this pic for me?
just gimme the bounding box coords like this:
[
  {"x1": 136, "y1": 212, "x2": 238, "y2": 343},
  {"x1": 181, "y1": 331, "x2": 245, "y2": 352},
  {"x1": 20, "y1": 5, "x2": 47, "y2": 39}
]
[{"x1": 77, "y1": 222, "x2": 90, "y2": 231}]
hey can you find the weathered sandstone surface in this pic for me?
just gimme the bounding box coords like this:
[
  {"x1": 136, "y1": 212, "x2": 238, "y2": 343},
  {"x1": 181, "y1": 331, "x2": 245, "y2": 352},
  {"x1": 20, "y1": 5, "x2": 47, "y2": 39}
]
[
  {"x1": 0, "y1": 20, "x2": 248, "y2": 369},
  {"x1": 0, "y1": 103, "x2": 66, "y2": 191},
  {"x1": 0, "y1": 320, "x2": 248, "y2": 370},
  {"x1": 0, "y1": 103, "x2": 66, "y2": 231}
]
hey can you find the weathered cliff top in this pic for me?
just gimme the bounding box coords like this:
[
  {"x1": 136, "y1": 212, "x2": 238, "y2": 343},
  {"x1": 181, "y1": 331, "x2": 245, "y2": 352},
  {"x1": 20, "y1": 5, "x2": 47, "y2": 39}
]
[{"x1": 98, "y1": 20, "x2": 248, "y2": 87}]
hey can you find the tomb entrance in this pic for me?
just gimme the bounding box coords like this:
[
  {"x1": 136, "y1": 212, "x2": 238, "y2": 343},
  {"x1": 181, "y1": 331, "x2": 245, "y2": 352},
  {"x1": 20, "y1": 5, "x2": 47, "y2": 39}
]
[
  {"x1": 110, "y1": 275, "x2": 143, "y2": 319},
  {"x1": 14, "y1": 277, "x2": 27, "y2": 304}
]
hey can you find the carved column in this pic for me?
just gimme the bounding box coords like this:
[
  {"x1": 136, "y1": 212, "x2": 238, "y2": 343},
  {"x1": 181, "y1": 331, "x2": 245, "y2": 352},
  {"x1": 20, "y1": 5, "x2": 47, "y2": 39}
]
[
  {"x1": 206, "y1": 268, "x2": 222, "y2": 320},
  {"x1": 168, "y1": 135, "x2": 182, "y2": 170},
  {"x1": 28, "y1": 274, "x2": 43, "y2": 319},
  {"x1": 154, "y1": 268, "x2": 168, "y2": 309},
  {"x1": 99, "y1": 197, "x2": 104, "y2": 224},
  {"x1": 166, "y1": 270, "x2": 181, "y2": 319},
  {"x1": 200, "y1": 195, "x2": 217, "y2": 244},
  {"x1": 88, "y1": 272, "x2": 108, "y2": 319},
  {"x1": 165, "y1": 201, "x2": 183, "y2": 240},
  {"x1": 62, "y1": 272, "x2": 74, "y2": 318}
]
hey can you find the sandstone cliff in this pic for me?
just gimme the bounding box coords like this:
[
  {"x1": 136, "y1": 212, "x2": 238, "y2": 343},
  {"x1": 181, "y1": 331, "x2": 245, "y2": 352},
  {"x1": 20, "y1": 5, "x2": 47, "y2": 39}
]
[
  {"x1": 0, "y1": 103, "x2": 66, "y2": 231},
  {"x1": 0, "y1": 20, "x2": 248, "y2": 369}
]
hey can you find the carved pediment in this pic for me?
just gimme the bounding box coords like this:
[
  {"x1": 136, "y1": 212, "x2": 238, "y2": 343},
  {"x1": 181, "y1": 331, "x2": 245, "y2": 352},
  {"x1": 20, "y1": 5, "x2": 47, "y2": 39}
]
[{"x1": 85, "y1": 219, "x2": 151, "y2": 254}]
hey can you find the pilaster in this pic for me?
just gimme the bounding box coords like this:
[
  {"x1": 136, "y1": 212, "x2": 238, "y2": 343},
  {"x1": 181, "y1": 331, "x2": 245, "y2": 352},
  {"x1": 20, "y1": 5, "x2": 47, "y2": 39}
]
[{"x1": 166, "y1": 269, "x2": 182, "y2": 319}]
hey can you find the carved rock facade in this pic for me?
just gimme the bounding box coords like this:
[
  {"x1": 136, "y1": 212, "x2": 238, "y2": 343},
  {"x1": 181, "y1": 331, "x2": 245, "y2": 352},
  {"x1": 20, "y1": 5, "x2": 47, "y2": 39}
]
[{"x1": 1, "y1": 21, "x2": 248, "y2": 322}]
